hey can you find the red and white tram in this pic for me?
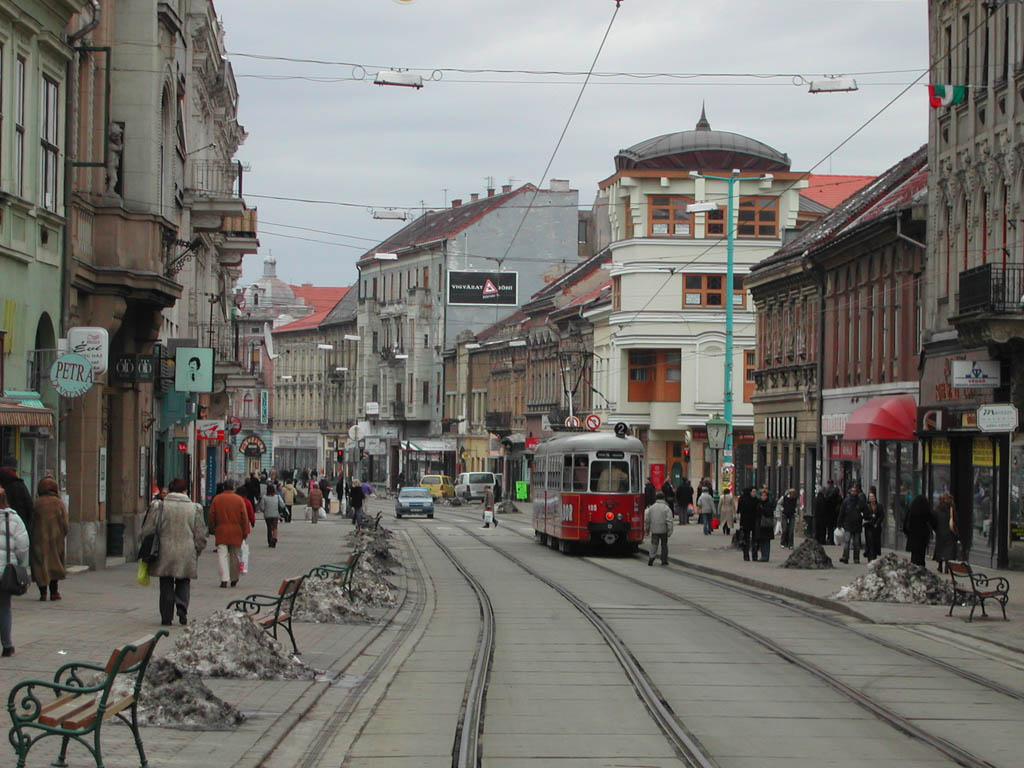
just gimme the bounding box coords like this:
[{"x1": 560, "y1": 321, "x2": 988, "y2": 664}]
[{"x1": 532, "y1": 430, "x2": 645, "y2": 554}]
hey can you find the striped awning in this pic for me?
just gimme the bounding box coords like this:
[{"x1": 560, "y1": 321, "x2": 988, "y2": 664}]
[{"x1": 0, "y1": 396, "x2": 54, "y2": 428}]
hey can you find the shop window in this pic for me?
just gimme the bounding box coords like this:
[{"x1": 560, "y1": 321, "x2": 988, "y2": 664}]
[
  {"x1": 647, "y1": 195, "x2": 694, "y2": 237},
  {"x1": 683, "y1": 274, "x2": 746, "y2": 309},
  {"x1": 737, "y1": 197, "x2": 778, "y2": 238}
]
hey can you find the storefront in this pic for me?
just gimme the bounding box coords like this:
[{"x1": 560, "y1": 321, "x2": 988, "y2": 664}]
[
  {"x1": 272, "y1": 433, "x2": 319, "y2": 477},
  {"x1": 399, "y1": 438, "x2": 456, "y2": 483},
  {"x1": 0, "y1": 392, "x2": 56, "y2": 492}
]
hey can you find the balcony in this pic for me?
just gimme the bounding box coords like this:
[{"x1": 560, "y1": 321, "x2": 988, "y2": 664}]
[
  {"x1": 485, "y1": 411, "x2": 512, "y2": 434},
  {"x1": 187, "y1": 160, "x2": 247, "y2": 228},
  {"x1": 952, "y1": 263, "x2": 1024, "y2": 347},
  {"x1": 390, "y1": 400, "x2": 405, "y2": 420}
]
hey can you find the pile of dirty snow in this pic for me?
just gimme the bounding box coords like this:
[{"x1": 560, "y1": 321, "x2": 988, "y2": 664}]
[
  {"x1": 349, "y1": 561, "x2": 397, "y2": 607},
  {"x1": 167, "y1": 609, "x2": 317, "y2": 679},
  {"x1": 108, "y1": 658, "x2": 245, "y2": 730},
  {"x1": 783, "y1": 539, "x2": 834, "y2": 569},
  {"x1": 294, "y1": 576, "x2": 370, "y2": 623},
  {"x1": 832, "y1": 553, "x2": 953, "y2": 604}
]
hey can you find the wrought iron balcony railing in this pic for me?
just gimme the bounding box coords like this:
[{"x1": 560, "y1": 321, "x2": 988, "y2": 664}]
[
  {"x1": 958, "y1": 262, "x2": 1024, "y2": 315},
  {"x1": 187, "y1": 160, "x2": 244, "y2": 199}
]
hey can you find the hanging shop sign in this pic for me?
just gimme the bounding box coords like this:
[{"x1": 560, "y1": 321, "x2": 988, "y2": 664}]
[
  {"x1": 196, "y1": 420, "x2": 225, "y2": 440},
  {"x1": 49, "y1": 352, "x2": 94, "y2": 398},
  {"x1": 240, "y1": 435, "x2": 267, "y2": 457},
  {"x1": 228, "y1": 417, "x2": 242, "y2": 435},
  {"x1": 977, "y1": 404, "x2": 1019, "y2": 433},
  {"x1": 952, "y1": 360, "x2": 1000, "y2": 389},
  {"x1": 67, "y1": 327, "x2": 109, "y2": 376},
  {"x1": 174, "y1": 347, "x2": 215, "y2": 393},
  {"x1": 259, "y1": 390, "x2": 269, "y2": 424},
  {"x1": 113, "y1": 354, "x2": 155, "y2": 383},
  {"x1": 447, "y1": 271, "x2": 518, "y2": 306}
]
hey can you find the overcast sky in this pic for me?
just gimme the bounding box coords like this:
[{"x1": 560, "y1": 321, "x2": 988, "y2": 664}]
[{"x1": 219, "y1": 0, "x2": 929, "y2": 290}]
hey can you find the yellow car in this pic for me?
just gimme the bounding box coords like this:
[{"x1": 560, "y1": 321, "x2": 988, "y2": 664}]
[{"x1": 420, "y1": 474, "x2": 455, "y2": 499}]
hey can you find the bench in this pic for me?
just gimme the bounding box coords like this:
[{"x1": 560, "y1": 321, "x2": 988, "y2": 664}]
[
  {"x1": 7, "y1": 629, "x2": 167, "y2": 768},
  {"x1": 228, "y1": 575, "x2": 305, "y2": 654},
  {"x1": 308, "y1": 550, "x2": 362, "y2": 598},
  {"x1": 948, "y1": 561, "x2": 1009, "y2": 622}
]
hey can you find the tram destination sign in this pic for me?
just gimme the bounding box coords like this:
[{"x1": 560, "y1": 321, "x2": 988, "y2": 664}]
[
  {"x1": 447, "y1": 271, "x2": 518, "y2": 306},
  {"x1": 976, "y1": 404, "x2": 1018, "y2": 433}
]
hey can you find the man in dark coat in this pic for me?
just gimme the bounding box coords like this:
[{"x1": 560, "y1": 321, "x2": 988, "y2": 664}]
[
  {"x1": 813, "y1": 485, "x2": 828, "y2": 544},
  {"x1": 0, "y1": 457, "x2": 34, "y2": 531},
  {"x1": 677, "y1": 478, "x2": 694, "y2": 524},
  {"x1": 349, "y1": 479, "x2": 366, "y2": 526},
  {"x1": 644, "y1": 478, "x2": 657, "y2": 508},
  {"x1": 838, "y1": 484, "x2": 866, "y2": 564},
  {"x1": 824, "y1": 480, "x2": 842, "y2": 544},
  {"x1": 903, "y1": 494, "x2": 935, "y2": 566},
  {"x1": 737, "y1": 487, "x2": 760, "y2": 562}
]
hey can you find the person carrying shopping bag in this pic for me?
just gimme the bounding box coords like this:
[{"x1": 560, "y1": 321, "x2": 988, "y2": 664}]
[
  {"x1": 0, "y1": 488, "x2": 30, "y2": 656},
  {"x1": 307, "y1": 481, "x2": 324, "y2": 524},
  {"x1": 208, "y1": 479, "x2": 250, "y2": 588}
]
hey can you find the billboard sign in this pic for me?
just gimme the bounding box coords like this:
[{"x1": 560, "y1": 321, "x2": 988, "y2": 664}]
[
  {"x1": 174, "y1": 347, "x2": 215, "y2": 392},
  {"x1": 447, "y1": 271, "x2": 518, "y2": 306},
  {"x1": 951, "y1": 359, "x2": 1000, "y2": 388}
]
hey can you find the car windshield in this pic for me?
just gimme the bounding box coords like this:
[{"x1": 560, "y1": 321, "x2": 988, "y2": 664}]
[
  {"x1": 400, "y1": 488, "x2": 432, "y2": 499},
  {"x1": 422, "y1": 476, "x2": 440, "y2": 484},
  {"x1": 469, "y1": 473, "x2": 492, "y2": 484}
]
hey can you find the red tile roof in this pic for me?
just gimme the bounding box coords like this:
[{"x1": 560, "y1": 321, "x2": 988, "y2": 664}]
[
  {"x1": 801, "y1": 174, "x2": 876, "y2": 209},
  {"x1": 274, "y1": 286, "x2": 350, "y2": 333}
]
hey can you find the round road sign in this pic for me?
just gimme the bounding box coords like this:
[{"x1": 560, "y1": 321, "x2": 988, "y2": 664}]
[
  {"x1": 585, "y1": 414, "x2": 601, "y2": 431},
  {"x1": 564, "y1": 415, "x2": 582, "y2": 428}
]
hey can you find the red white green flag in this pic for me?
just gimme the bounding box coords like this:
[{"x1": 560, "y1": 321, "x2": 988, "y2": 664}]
[{"x1": 928, "y1": 84, "x2": 966, "y2": 108}]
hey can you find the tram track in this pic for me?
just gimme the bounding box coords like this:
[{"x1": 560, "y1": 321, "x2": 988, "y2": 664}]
[{"x1": 443, "y1": 506, "x2": 1013, "y2": 768}]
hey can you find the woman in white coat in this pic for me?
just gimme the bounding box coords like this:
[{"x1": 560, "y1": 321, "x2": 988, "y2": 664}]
[{"x1": 0, "y1": 487, "x2": 30, "y2": 656}]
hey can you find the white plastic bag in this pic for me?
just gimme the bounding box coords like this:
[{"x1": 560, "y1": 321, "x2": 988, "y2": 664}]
[
  {"x1": 318, "y1": 508, "x2": 327, "y2": 520},
  {"x1": 239, "y1": 539, "x2": 250, "y2": 574},
  {"x1": 774, "y1": 519, "x2": 783, "y2": 536},
  {"x1": 833, "y1": 527, "x2": 847, "y2": 548}
]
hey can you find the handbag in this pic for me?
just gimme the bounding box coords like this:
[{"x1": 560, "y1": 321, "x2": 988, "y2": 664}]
[
  {"x1": 136, "y1": 559, "x2": 150, "y2": 587},
  {"x1": 1, "y1": 512, "x2": 29, "y2": 596},
  {"x1": 139, "y1": 502, "x2": 162, "y2": 564}
]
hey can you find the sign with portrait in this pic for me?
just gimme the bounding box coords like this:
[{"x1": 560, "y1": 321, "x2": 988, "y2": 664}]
[{"x1": 174, "y1": 347, "x2": 214, "y2": 393}]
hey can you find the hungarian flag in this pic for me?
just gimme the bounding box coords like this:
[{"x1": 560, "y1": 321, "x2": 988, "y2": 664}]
[{"x1": 929, "y1": 84, "x2": 966, "y2": 108}]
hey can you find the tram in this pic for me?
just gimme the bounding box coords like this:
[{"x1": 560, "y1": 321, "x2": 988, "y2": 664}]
[{"x1": 532, "y1": 429, "x2": 645, "y2": 554}]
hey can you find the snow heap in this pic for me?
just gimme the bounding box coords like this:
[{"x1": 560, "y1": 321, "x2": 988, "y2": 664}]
[
  {"x1": 293, "y1": 575, "x2": 370, "y2": 623},
  {"x1": 783, "y1": 539, "x2": 834, "y2": 569},
  {"x1": 832, "y1": 553, "x2": 954, "y2": 604},
  {"x1": 167, "y1": 609, "x2": 318, "y2": 679},
  {"x1": 108, "y1": 658, "x2": 245, "y2": 730}
]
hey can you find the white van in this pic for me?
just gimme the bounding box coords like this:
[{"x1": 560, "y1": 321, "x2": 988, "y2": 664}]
[{"x1": 454, "y1": 472, "x2": 498, "y2": 502}]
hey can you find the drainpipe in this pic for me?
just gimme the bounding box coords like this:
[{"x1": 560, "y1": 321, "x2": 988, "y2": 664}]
[
  {"x1": 69, "y1": 1, "x2": 101, "y2": 44},
  {"x1": 896, "y1": 214, "x2": 926, "y2": 251},
  {"x1": 801, "y1": 250, "x2": 826, "y2": 491}
]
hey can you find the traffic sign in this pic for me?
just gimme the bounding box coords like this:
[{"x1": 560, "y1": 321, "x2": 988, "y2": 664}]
[
  {"x1": 564, "y1": 415, "x2": 582, "y2": 428},
  {"x1": 585, "y1": 414, "x2": 601, "y2": 431}
]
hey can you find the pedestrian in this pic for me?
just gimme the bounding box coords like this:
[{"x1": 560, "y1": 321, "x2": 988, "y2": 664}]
[
  {"x1": 0, "y1": 488, "x2": 30, "y2": 657},
  {"x1": 737, "y1": 487, "x2": 759, "y2": 561},
  {"x1": 677, "y1": 478, "x2": 693, "y2": 524},
  {"x1": 349, "y1": 479, "x2": 365, "y2": 526},
  {"x1": 336, "y1": 474, "x2": 348, "y2": 516},
  {"x1": 319, "y1": 475, "x2": 331, "y2": 506},
  {"x1": 645, "y1": 492, "x2": 673, "y2": 566},
  {"x1": 307, "y1": 480, "x2": 323, "y2": 524},
  {"x1": 141, "y1": 478, "x2": 206, "y2": 625},
  {"x1": 932, "y1": 492, "x2": 957, "y2": 572},
  {"x1": 837, "y1": 484, "x2": 866, "y2": 564},
  {"x1": 30, "y1": 477, "x2": 67, "y2": 602},
  {"x1": 208, "y1": 479, "x2": 250, "y2": 588},
  {"x1": 824, "y1": 480, "x2": 842, "y2": 544},
  {"x1": 903, "y1": 494, "x2": 935, "y2": 567},
  {"x1": 862, "y1": 491, "x2": 884, "y2": 562},
  {"x1": 756, "y1": 487, "x2": 775, "y2": 561},
  {"x1": 813, "y1": 485, "x2": 827, "y2": 544},
  {"x1": 660, "y1": 479, "x2": 676, "y2": 519},
  {"x1": 482, "y1": 485, "x2": 496, "y2": 528},
  {"x1": 697, "y1": 486, "x2": 715, "y2": 534},
  {"x1": 260, "y1": 485, "x2": 281, "y2": 547},
  {"x1": 281, "y1": 479, "x2": 296, "y2": 523},
  {"x1": 717, "y1": 487, "x2": 736, "y2": 535},
  {"x1": 644, "y1": 477, "x2": 657, "y2": 508},
  {"x1": 0, "y1": 457, "x2": 34, "y2": 532},
  {"x1": 494, "y1": 476, "x2": 503, "y2": 504},
  {"x1": 780, "y1": 488, "x2": 798, "y2": 549}
]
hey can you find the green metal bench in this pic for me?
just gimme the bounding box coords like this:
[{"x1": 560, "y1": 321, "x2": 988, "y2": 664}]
[
  {"x1": 948, "y1": 561, "x2": 1009, "y2": 621},
  {"x1": 228, "y1": 575, "x2": 305, "y2": 654},
  {"x1": 308, "y1": 549, "x2": 362, "y2": 598},
  {"x1": 7, "y1": 629, "x2": 168, "y2": 768}
]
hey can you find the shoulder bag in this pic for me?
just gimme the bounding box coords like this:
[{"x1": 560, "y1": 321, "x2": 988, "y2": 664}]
[
  {"x1": 1, "y1": 511, "x2": 29, "y2": 596},
  {"x1": 139, "y1": 502, "x2": 163, "y2": 564}
]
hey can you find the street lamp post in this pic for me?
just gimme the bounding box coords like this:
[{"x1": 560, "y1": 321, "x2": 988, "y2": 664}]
[
  {"x1": 706, "y1": 414, "x2": 729, "y2": 497},
  {"x1": 689, "y1": 170, "x2": 772, "y2": 472}
]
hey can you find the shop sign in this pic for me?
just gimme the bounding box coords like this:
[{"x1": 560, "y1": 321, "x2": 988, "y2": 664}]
[
  {"x1": 98, "y1": 446, "x2": 106, "y2": 504},
  {"x1": 649, "y1": 462, "x2": 666, "y2": 488},
  {"x1": 113, "y1": 354, "x2": 155, "y2": 383},
  {"x1": 240, "y1": 435, "x2": 267, "y2": 457},
  {"x1": 196, "y1": 420, "x2": 225, "y2": 440},
  {"x1": 447, "y1": 270, "x2": 518, "y2": 306},
  {"x1": 822, "y1": 414, "x2": 848, "y2": 435},
  {"x1": 525, "y1": 437, "x2": 540, "y2": 451},
  {"x1": 364, "y1": 436, "x2": 386, "y2": 455},
  {"x1": 972, "y1": 437, "x2": 1000, "y2": 467},
  {"x1": 174, "y1": 347, "x2": 214, "y2": 393},
  {"x1": 259, "y1": 390, "x2": 269, "y2": 424},
  {"x1": 917, "y1": 407, "x2": 948, "y2": 433},
  {"x1": 49, "y1": 352, "x2": 94, "y2": 398},
  {"x1": 177, "y1": 441, "x2": 188, "y2": 453},
  {"x1": 952, "y1": 360, "x2": 1000, "y2": 388},
  {"x1": 228, "y1": 417, "x2": 242, "y2": 435},
  {"x1": 828, "y1": 440, "x2": 860, "y2": 460},
  {"x1": 67, "y1": 327, "x2": 109, "y2": 375},
  {"x1": 365, "y1": 401, "x2": 379, "y2": 416},
  {"x1": 925, "y1": 437, "x2": 950, "y2": 465},
  {"x1": 515, "y1": 481, "x2": 528, "y2": 500},
  {"x1": 977, "y1": 404, "x2": 1018, "y2": 433}
]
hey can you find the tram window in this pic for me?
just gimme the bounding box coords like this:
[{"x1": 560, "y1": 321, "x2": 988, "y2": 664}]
[
  {"x1": 563, "y1": 455, "x2": 573, "y2": 491},
  {"x1": 573, "y1": 455, "x2": 589, "y2": 492},
  {"x1": 631, "y1": 455, "x2": 641, "y2": 492},
  {"x1": 591, "y1": 461, "x2": 631, "y2": 493}
]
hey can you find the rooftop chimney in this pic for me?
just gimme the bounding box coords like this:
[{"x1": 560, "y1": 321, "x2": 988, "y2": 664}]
[
  {"x1": 549, "y1": 179, "x2": 571, "y2": 192},
  {"x1": 452, "y1": 199, "x2": 462, "y2": 208},
  {"x1": 470, "y1": 193, "x2": 479, "y2": 201},
  {"x1": 487, "y1": 188, "x2": 495, "y2": 197},
  {"x1": 502, "y1": 184, "x2": 512, "y2": 193}
]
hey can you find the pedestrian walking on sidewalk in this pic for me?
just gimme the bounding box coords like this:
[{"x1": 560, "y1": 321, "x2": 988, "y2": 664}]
[
  {"x1": 260, "y1": 485, "x2": 282, "y2": 547},
  {"x1": 824, "y1": 479, "x2": 842, "y2": 544},
  {"x1": 0, "y1": 488, "x2": 30, "y2": 657},
  {"x1": 677, "y1": 478, "x2": 693, "y2": 524},
  {"x1": 904, "y1": 494, "x2": 934, "y2": 567},
  {"x1": 932, "y1": 492, "x2": 957, "y2": 572},
  {"x1": 756, "y1": 488, "x2": 775, "y2": 561},
  {"x1": 0, "y1": 457, "x2": 34, "y2": 532},
  {"x1": 738, "y1": 487, "x2": 759, "y2": 561},
  {"x1": 644, "y1": 478, "x2": 656, "y2": 509},
  {"x1": 208, "y1": 479, "x2": 250, "y2": 588},
  {"x1": 862, "y1": 491, "x2": 884, "y2": 562},
  {"x1": 281, "y1": 479, "x2": 296, "y2": 523},
  {"x1": 349, "y1": 479, "x2": 365, "y2": 526},
  {"x1": 838, "y1": 485, "x2": 866, "y2": 564},
  {"x1": 307, "y1": 481, "x2": 323, "y2": 524},
  {"x1": 30, "y1": 477, "x2": 67, "y2": 602},
  {"x1": 717, "y1": 487, "x2": 736, "y2": 535},
  {"x1": 141, "y1": 478, "x2": 207, "y2": 626},
  {"x1": 645, "y1": 492, "x2": 673, "y2": 566},
  {"x1": 779, "y1": 488, "x2": 798, "y2": 549},
  {"x1": 697, "y1": 488, "x2": 715, "y2": 535}
]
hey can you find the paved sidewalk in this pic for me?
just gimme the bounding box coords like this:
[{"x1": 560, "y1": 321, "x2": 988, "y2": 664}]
[
  {"x1": 500, "y1": 501, "x2": 1024, "y2": 652},
  {"x1": 0, "y1": 507, "x2": 390, "y2": 768}
]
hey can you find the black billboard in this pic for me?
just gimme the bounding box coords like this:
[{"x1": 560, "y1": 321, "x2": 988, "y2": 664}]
[{"x1": 446, "y1": 271, "x2": 518, "y2": 306}]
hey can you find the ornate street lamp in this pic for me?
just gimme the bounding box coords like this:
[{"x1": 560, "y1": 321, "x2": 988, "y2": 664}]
[{"x1": 705, "y1": 414, "x2": 729, "y2": 496}]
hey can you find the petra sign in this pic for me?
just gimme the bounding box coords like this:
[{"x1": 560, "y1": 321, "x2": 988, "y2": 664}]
[{"x1": 49, "y1": 353, "x2": 94, "y2": 398}]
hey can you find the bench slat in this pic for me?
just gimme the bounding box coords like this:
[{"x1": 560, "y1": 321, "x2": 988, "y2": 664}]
[{"x1": 60, "y1": 695, "x2": 135, "y2": 730}]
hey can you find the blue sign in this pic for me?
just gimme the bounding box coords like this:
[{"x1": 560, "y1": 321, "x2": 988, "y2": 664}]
[{"x1": 205, "y1": 451, "x2": 217, "y2": 505}]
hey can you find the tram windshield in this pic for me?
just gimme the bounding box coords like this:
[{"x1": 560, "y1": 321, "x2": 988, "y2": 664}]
[{"x1": 590, "y1": 460, "x2": 631, "y2": 493}]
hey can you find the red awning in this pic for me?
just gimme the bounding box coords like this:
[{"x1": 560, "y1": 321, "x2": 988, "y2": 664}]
[{"x1": 842, "y1": 394, "x2": 917, "y2": 441}]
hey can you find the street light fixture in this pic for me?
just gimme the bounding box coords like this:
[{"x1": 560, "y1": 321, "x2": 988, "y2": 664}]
[
  {"x1": 706, "y1": 413, "x2": 729, "y2": 494},
  {"x1": 373, "y1": 70, "x2": 424, "y2": 89},
  {"x1": 374, "y1": 252, "x2": 399, "y2": 261}
]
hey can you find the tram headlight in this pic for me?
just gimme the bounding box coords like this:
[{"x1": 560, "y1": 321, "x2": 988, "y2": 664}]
[
  {"x1": 616, "y1": 513, "x2": 623, "y2": 521},
  {"x1": 605, "y1": 511, "x2": 614, "y2": 521}
]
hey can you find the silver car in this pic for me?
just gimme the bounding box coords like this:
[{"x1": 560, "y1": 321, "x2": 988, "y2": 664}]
[{"x1": 395, "y1": 487, "x2": 434, "y2": 519}]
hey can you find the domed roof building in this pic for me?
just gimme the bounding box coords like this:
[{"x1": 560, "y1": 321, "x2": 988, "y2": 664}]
[{"x1": 244, "y1": 258, "x2": 298, "y2": 312}]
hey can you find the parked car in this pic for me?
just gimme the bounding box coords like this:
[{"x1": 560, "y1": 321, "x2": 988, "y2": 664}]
[
  {"x1": 395, "y1": 487, "x2": 434, "y2": 518},
  {"x1": 454, "y1": 472, "x2": 498, "y2": 502},
  {"x1": 420, "y1": 474, "x2": 455, "y2": 499}
]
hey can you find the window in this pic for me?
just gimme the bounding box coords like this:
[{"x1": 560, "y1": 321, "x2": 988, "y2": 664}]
[
  {"x1": 736, "y1": 197, "x2": 778, "y2": 238},
  {"x1": 648, "y1": 195, "x2": 694, "y2": 236},
  {"x1": 665, "y1": 350, "x2": 680, "y2": 382},
  {"x1": 628, "y1": 349, "x2": 679, "y2": 402},
  {"x1": 408, "y1": 373, "x2": 413, "y2": 404},
  {"x1": 590, "y1": 460, "x2": 630, "y2": 493},
  {"x1": 15, "y1": 57, "x2": 25, "y2": 196},
  {"x1": 423, "y1": 266, "x2": 429, "y2": 290},
  {"x1": 571, "y1": 455, "x2": 589, "y2": 492},
  {"x1": 423, "y1": 334, "x2": 429, "y2": 349},
  {"x1": 371, "y1": 331, "x2": 378, "y2": 353},
  {"x1": 395, "y1": 381, "x2": 403, "y2": 404},
  {"x1": 41, "y1": 77, "x2": 59, "y2": 210},
  {"x1": 743, "y1": 349, "x2": 756, "y2": 402},
  {"x1": 422, "y1": 379, "x2": 429, "y2": 405},
  {"x1": 578, "y1": 218, "x2": 588, "y2": 243},
  {"x1": 682, "y1": 274, "x2": 745, "y2": 308},
  {"x1": 371, "y1": 383, "x2": 378, "y2": 401},
  {"x1": 624, "y1": 199, "x2": 634, "y2": 239},
  {"x1": 0, "y1": 47, "x2": 4, "y2": 178},
  {"x1": 963, "y1": 13, "x2": 971, "y2": 85}
]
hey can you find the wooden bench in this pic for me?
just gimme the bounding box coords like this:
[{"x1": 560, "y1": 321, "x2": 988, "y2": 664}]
[
  {"x1": 228, "y1": 575, "x2": 305, "y2": 654},
  {"x1": 948, "y1": 561, "x2": 1009, "y2": 622},
  {"x1": 7, "y1": 629, "x2": 168, "y2": 768},
  {"x1": 308, "y1": 550, "x2": 362, "y2": 598}
]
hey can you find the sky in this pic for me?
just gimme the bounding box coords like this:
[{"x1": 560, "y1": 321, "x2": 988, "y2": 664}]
[{"x1": 219, "y1": 0, "x2": 930, "y2": 290}]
